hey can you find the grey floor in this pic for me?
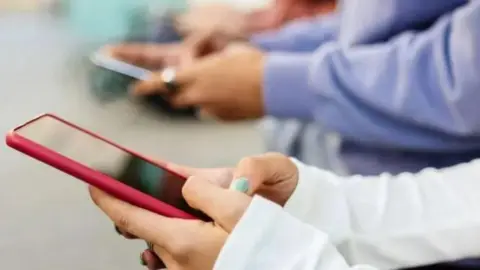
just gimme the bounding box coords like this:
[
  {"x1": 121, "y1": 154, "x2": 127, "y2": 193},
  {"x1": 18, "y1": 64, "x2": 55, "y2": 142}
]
[{"x1": 0, "y1": 12, "x2": 263, "y2": 269}]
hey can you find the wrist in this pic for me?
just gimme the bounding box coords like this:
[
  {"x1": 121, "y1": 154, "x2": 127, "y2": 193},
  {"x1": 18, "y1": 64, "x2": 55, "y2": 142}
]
[{"x1": 284, "y1": 158, "x2": 352, "y2": 244}]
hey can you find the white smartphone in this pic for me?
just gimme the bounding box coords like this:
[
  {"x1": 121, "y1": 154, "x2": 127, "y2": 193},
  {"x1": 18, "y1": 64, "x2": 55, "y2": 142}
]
[{"x1": 90, "y1": 53, "x2": 152, "y2": 80}]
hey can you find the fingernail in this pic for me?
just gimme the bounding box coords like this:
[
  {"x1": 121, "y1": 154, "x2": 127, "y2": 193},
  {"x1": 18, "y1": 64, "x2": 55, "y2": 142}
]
[
  {"x1": 229, "y1": 177, "x2": 249, "y2": 193},
  {"x1": 140, "y1": 253, "x2": 147, "y2": 266},
  {"x1": 114, "y1": 226, "x2": 121, "y2": 235}
]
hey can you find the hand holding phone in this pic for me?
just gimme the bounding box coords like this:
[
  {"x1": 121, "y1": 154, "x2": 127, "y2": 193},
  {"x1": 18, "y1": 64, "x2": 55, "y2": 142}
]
[
  {"x1": 6, "y1": 114, "x2": 208, "y2": 220},
  {"x1": 89, "y1": 51, "x2": 198, "y2": 117}
]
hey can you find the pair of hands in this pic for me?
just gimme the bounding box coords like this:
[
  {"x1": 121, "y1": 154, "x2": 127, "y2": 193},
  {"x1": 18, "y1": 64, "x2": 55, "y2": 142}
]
[
  {"x1": 104, "y1": 34, "x2": 266, "y2": 121},
  {"x1": 90, "y1": 153, "x2": 298, "y2": 270}
]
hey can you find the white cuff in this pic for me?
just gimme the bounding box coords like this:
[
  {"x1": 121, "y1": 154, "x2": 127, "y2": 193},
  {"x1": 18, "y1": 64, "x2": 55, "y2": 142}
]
[
  {"x1": 214, "y1": 196, "x2": 373, "y2": 270},
  {"x1": 283, "y1": 158, "x2": 352, "y2": 244},
  {"x1": 214, "y1": 195, "x2": 329, "y2": 270},
  {"x1": 284, "y1": 158, "x2": 318, "y2": 217}
]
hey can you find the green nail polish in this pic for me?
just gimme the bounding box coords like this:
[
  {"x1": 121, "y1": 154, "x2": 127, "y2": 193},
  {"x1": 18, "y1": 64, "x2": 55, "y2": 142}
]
[
  {"x1": 229, "y1": 177, "x2": 249, "y2": 193},
  {"x1": 140, "y1": 254, "x2": 146, "y2": 266}
]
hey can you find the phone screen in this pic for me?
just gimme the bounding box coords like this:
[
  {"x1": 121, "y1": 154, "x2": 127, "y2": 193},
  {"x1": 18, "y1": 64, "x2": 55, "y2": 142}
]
[
  {"x1": 91, "y1": 53, "x2": 152, "y2": 80},
  {"x1": 16, "y1": 115, "x2": 207, "y2": 219}
]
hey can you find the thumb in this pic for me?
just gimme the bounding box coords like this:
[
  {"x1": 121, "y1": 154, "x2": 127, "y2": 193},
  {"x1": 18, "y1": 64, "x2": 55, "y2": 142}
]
[
  {"x1": 162, "y1": 162, "x2": 199, "y2": 177},
  {"x1": 232, "y1": 153, "x2": 296, "y2": 196},
  {"x1": 179, "y1": 32, "x2": 215, "y2": 67},
  {"x1": 182, "y1": 176, "x2": 251, "y2": 232},
  {"x1": 131, "y1": 67, "x2": 194, "y2": 96},
  {"x1": 103, "y1": 43, "x2": 166, "y2": 69}
]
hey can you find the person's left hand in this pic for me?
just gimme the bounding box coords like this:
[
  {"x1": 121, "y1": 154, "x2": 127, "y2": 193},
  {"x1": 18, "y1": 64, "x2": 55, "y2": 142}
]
[
  {"x1": 131, "y1": 44, "x2": 266, "y2": 121},
  {"x1": 90, "y1": 174, "x2": 250, "y2": 270},
  {"x1": 114, "y1": 164, "x2": 233, "y2": 269}
]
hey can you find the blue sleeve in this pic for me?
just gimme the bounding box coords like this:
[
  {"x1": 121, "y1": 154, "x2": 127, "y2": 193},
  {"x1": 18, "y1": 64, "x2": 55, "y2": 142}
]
[
  {"x1": 250, "y1": 13, "x2": 339, "y2": 52},
  {"x1": 264, "y1": 2, "x2": 480, "y2": 151}
]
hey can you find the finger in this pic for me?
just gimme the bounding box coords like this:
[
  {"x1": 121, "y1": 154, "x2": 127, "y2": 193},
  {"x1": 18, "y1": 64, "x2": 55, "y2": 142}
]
[
  {"x1": 104, "y1": 43, "x2": 174, "y2": 69},
  {"x1": 114, "y1": 225, "x2": 137, "y2": 239},
  {"x1": 152, "y1": 245, "x2": 177, "y2": 269},
  {"x1": 130, "y1": 73, "x2": 168, "y2": 96},
  {"x1": 170, "y1": 85, "x2": 205, "y2": 107},
  {"x1": 89, "y1": 186, "x2": 183, "y2": 249},
  {"x1": 166, "y1": 163, "x2": 233, "y2": 188},
  {"x1": 182, "y1": 176, "x2": 251, "y2": 232},
  {"x1": 232, "y1": 153, "x2": 295, "y2": 195},
  {"x1": 141, "y1": 249, "x2": 166, "y2": 270},
  {"x1": 163, "y1": 163, "x2": 202, "y2": 177},
  {"x1": 179, "y1": 32, "x2": 215, "y2": 66},
  {"x1": 131, "y1": 68, "x2": 193, "y2": 96}
]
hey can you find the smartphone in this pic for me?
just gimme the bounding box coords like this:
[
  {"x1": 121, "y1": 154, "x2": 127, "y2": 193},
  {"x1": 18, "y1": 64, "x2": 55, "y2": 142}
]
[
  {"x1": 90, "y1": 52, "x2": 152, "y2": 80},
  {"x1": 6, "y1": 114, "x2": 209, "y2": 221}
]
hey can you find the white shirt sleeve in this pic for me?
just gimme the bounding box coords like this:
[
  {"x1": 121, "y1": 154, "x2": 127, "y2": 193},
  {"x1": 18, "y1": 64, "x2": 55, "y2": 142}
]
[
  {"x1": 214, "y1": 196, "x2": 376, "y2": 270},
  {"x1": 284, "y1": 158, "x2": 480, "y2": 269}
]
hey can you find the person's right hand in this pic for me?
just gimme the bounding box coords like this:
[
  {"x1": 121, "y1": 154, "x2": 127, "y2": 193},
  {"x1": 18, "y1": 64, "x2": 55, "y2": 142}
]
[
  {"x1": 230, "y1": 153, "x2": 299, "y2": 206},
  {"x1": 165, "y1": 154, "x2": 298, "y2": 211}
]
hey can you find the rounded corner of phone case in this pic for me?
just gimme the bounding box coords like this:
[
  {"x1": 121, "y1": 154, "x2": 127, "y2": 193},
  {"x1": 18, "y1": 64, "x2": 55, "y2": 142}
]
[{"x1": 5, "y1": 131, "x2": 16, "y2": 146}]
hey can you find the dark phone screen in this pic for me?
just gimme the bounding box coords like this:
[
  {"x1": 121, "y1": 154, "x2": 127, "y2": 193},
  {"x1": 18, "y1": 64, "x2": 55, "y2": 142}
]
[{"x1": 16, "y1": 116, "x2": 206, "y2": 219}]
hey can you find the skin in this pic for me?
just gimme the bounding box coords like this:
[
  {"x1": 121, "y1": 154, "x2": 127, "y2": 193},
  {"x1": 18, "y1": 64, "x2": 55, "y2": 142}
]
[
  {"x1": 97, "y1": 153, "x2": 299, "y2": 269},
  {"x1": 176, "y1": 0, "x2": 337, "y2": 36},
  {"x1": 125, "y1": 44, "x2": 266, "y2": 121},
  {"x1": 90, "y1": 176, "x2": 249, "y2": 270},
  {"x1": 102, "y1": 0, "x2": 338, "y2": 122}
]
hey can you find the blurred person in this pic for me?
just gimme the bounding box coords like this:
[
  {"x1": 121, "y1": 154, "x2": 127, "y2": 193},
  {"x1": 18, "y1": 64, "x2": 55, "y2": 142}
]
[
  {"x1": 92, "y1": 0, "x2": 337, "y2": 121},
  {"x1": 115, "y1": 0, "x2": 480, "y2": 174},
  {"x1": 92, "y1": 153, "x2": 480, "y2": 270},
  {"x1": 108, "y1": 0, "x2": 342, "y2": 171},
  {"x1": 101, "y1": 1, "x2": 480, "y2": 269}
]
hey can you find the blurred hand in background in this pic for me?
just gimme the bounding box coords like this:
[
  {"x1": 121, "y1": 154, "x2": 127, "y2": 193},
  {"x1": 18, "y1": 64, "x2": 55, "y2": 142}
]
[
  {"x1": 105, "y1": 30, "x2": 235, "y2": 70},
  {"x1": 175, "y1": 0, "x2": 337, "y2": 37},
  {"x1": 130, "y1": 44, "x2": 266, "y2": 121}
]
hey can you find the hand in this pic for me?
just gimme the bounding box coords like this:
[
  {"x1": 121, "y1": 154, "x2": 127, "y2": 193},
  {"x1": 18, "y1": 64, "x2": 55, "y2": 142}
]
[
  {"x1": 175, "y1": 4, "x2": 249, "y2": 39},
  {"x1": 132, "y1": 45, "x2": 266, "y2": 121},
  {"x1": 102, "y1": 32, "x2": 227, "y2": 70},
  {"x1": 167, "y1": 153, "x2": 298, "y2": 207},
  {"x1": 114, "y1": 164, "x2": 233, "y2": 269},
  {"x1": 90, "y1": 175, "x2": 251, "y2": 270},
  {"x1": 231, "y1": 153, "x2": 299, "y2": 206}
]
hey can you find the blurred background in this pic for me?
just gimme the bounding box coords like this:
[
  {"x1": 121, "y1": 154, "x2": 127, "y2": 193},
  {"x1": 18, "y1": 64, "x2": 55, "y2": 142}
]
[{"x1": 0, "y1": 1, "x2": 266, "y2": 269}]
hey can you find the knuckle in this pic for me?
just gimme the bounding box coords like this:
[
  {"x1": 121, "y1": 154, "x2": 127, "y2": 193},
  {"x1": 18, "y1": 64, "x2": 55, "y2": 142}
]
[
  {"x1": 237, "y1": 156, "x2": 261, "y2": 171},
  {"x1": 115, "y1": 214, "x2": 131, "y2": 232},
  {"x1": 182, "y1": 176, "x2": 199, "y2": 199}
]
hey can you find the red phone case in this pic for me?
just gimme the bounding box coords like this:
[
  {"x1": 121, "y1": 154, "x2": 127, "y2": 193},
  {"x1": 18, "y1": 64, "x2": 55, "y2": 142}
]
[{"x1": 5, "y1": 113, "x2": 197, "y2": 220}]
